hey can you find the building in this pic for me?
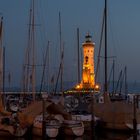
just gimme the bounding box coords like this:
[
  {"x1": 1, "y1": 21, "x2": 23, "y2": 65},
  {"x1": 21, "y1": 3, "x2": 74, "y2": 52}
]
[{"x1": 65, "y1": 33, "x2": 100, "y2": 95}]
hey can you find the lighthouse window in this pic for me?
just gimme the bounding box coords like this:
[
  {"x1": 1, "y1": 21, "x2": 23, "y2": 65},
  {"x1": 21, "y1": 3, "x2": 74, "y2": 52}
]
[{"x1": 85, "y1": 56, "x2": 88, "y2": 63}]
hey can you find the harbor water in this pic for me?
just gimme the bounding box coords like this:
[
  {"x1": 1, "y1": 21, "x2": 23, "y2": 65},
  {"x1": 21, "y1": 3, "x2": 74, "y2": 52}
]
[{"x1": 0, "y1": 129, "x2": 137, "y2": 140}]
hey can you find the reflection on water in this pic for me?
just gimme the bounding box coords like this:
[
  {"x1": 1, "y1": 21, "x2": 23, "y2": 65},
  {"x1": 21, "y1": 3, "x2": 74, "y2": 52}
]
[
  {"x1": 0, "y1": 131, "x2": 136, "y2": 140},
  {"x1": 0, "y1": 137, "x2": 26, "y2": 140},
  {"x1": 29, "y1": 135, "x2": 84, "y2": 140},
  {"x1": 95, "y1": 130, "x2": 132, "y2": 140},
  {"x1": 128, "y1": 135, "x2": 140, "y2": 140}
]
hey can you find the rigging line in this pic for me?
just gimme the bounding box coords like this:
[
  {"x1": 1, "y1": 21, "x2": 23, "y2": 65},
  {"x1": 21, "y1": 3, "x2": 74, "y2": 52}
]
[
  {"x1": 115, "y1": 69, "x2": 122, "y2": 94},
  {"x1": 59, "y1": 12, "x2": 62, "y2": 54},
  {"x1": 98, "y1": 56, "x2": 116, "y2": 59},
  {"x1": 107, "y1": 60, "x2": 114, "y2": 90},
  {"x1": 108, "y1": 8, "x2": 118, "y2": 59},
  {"x1": 95, "y1": 8, "x2": 105, "y2": 83},
  {"x1": 2, "y1": 47, "x2": 5, "y2": 107},
  {"x1": 47, "y1": 42, "x2": 50, "y2": 94},
  {"x1": 54, "y1": 61, "x2": 62, "y2": 94},
  {"x1": 23, "y1": 8, "x2": 32, "y2": 92},
  {"x1": 41, "y1": 0, "x2": 48, "y2": 41},
  {"x1": 112, "y1": 60, "x2": 115, "y2": 93},
  {"x1": 40, "y1": 41, "x2": 49, "y2": 94},
  {"x1": 24, "y1": 64, "x2": 46, "y2": 67},
  {"x1": 54, "y1": 45, "x2": 64, "y2": 94},
  {"x1": 59, "y1": 12, "x2": 63, "y2": 92},
  {"x1": 104, "y1": 0, "x2": 108, "y2": 93},
  {"x1": 23, "y1": 0, "x2": 36, "y2": 93},
  {"x1": 61, "y1": 43, "x2": 64, "y2": 95},
  {"x1": 119, "y1": 67, "x2": 126, "y2": 94},
  {"x1": 36, "y1": 0, "x2": 47, "y2": 53},
  {"x1": 108, "y1": 5, "x2": 120, "y2": 81},
  {"x1": 31, "y1": 0, "x2": 36, "y2": 101},
  {"x1": 124, "y1": 66, "x2": 128, "y2": 95}
]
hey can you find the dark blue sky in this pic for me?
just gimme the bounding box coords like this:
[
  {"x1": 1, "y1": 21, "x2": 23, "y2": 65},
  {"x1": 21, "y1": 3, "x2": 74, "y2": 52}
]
[{"x1": 0, "y1": 0, "x2": 140, "y2": 88}]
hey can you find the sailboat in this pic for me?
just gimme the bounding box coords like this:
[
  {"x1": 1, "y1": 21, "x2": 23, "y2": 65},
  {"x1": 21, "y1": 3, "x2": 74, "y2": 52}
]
[
  {"x1": 0, "y1": 16, "x2": 28, "y2": 137},
  {"x1": 51, "y1": 14, "x2": 85, "y2": 137},
  {"x1": 89, "y1": 0, "x2": 140, "y2": 131},
  {"x1": 32, "y1": 114, "x2": 61, "y2": 138},
  {"x1": 63, "y1": 29, "x2": 100, "y2": 132}
]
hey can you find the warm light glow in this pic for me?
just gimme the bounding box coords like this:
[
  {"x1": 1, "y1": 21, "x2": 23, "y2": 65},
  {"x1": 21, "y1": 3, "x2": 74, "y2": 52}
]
[
  {"x1": 81, "y1": 34, "x2": 95, "y2": 88},
  {"x1": 76, "y1": 84, "x2": 80, "y2": 89},
  {"x1": 95, "y1": 84, "x2": 100, "y2": 90},
  {"x1": 71, "y1": 34, "x2": 100, "y2": 92}
]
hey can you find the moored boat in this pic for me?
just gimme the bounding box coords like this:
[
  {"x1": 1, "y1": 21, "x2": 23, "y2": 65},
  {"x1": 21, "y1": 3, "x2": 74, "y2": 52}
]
[
  {"x1": 88, "y1": 95, "x2": 140, "y2": 131},
  {"x1": 62, "y1": 120, "x2": 84, "y2": 137},
  {"x1": 72, "y1": 113, "x2": 100, "y2": 130},
  {"x1": 32, "y1": 114, "x2": 61, "y2": 138},
  {"x1": 0, "y1": 114, "x2": 28, "y2": 137}
]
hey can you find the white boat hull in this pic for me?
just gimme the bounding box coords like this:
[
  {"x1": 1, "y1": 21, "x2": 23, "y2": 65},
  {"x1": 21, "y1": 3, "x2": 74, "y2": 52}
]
[
  {"x1": 33, "y1": 115, "x2": 60, "y2": 138},
  {"x1": 126, "y1": 123, "x2": 140, "y2": 130},
  {"x1": 62, "y1": 120, "x2": 84, "y2": 136}
]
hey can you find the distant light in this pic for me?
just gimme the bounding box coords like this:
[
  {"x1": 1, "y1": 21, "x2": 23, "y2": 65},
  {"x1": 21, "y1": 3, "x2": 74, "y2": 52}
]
[
  {"x1": 95, "y1": 84, "x2": 100, "y2": 90},
  {"x1": 76, "y1": 84, "x2": 80, "y2": 89}
]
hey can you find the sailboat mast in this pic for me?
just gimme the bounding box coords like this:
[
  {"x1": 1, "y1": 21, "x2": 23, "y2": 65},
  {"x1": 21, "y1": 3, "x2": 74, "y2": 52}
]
[
  {"x1": 2, "y1": 47, "x2": 5, "y2": 94},
  {"x1": 47, "y1": 43, "x2": 50, "y2": 94},
  {"x1": 0, "y1": 17, "x2": 3, "y2": 47},
  {"x1": 112, "y1": 60, "x2": 115, "y2": 93},
  {"x1": 77, "y1": 28, "x2": 80, "y2": 84},
  {"x1": 124, "y1": 66, "x2": 128, "y2": 96},
  {"x1": 104, "y1": 0, "x2": 108, "y2": 93},
  {"x1": 23, "y1": 8, "x2": 32, "y2": 93},
  {"x1": 0, "y1": 17, "x2": 3, "y2": 94},
  {"x1": 31, "y1": 0, "x2": 35, "y2": 101},
  {"x1": 40, "y1": 42, "x2": 50, "y2": 94},
  {"x1": 59, "y1": 12, "x2": 63, "y2": 93},
  {"x1": 0, "y1": 17, "x2": 4, "y2": 104}
]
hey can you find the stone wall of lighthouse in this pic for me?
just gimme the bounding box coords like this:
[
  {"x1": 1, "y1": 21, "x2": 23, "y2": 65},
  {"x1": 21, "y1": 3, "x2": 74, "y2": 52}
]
[{"x1": 82, "y1": 34, "x2": 95, "y2": 88}]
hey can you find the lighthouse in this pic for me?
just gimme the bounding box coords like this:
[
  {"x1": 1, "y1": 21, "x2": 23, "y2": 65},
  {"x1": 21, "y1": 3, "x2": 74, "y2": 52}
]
[
  {"x1": 64, "y1": 34, "x2": 99, "y2": 111},
  {"x1": 81, "y1": 33, "x2": 95, "y2": 88},
  {"x1": 65, "y1": 33, "x2": 100, "y2": 95},
  {"x1": 75, "y1": 33, "x2": 99, "y2": 90}
]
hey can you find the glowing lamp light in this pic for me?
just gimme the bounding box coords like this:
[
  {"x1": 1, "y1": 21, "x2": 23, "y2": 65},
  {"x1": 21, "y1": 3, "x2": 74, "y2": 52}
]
[
  {"x1": 76, "y1": 84, "x2": 80, "y2": 89},
  {"x1": 95, "y1": 84, "x2": 100, "y2": 90}
]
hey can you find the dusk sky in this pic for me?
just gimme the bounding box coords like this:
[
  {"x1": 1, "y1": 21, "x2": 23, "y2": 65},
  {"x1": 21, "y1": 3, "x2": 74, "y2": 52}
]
[{"x1": 0, "y1": 0, "x2": 140, "y2": 89}]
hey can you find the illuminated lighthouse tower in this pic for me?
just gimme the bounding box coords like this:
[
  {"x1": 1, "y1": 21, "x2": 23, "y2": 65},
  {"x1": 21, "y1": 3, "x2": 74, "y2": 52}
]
[
  {"x1": 75, "y1": 33, "x2": 99, "y2": 90},
  {"x1": 81, "y1": 33, "x2": 95, "y2": 88},
  {"x1": 65, "y1": 33, "x2": 100, "y2": 95},
  {"x1": 81, "y1": 33, "x2": 95, "y2": 89}
]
